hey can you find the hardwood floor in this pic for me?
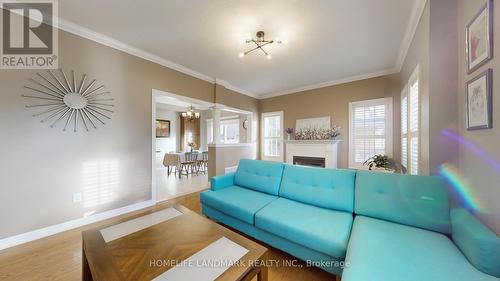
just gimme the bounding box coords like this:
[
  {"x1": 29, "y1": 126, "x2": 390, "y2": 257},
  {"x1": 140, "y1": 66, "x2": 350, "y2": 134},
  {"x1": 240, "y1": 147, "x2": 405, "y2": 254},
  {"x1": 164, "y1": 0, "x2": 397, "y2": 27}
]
[
  {"x1": 156, "y1": 165, "x2": 209, "y2": 201},
  {"x1": 0, "y1": 192, "x2": 337, "y2": 281}
]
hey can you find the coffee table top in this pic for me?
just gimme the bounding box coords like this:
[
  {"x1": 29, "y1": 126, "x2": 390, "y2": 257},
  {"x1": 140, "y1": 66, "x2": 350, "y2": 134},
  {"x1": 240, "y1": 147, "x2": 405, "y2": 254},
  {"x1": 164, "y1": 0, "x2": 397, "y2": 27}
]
[{"x1": 82, "y1": 204, "x2": 268, "y2": 281}]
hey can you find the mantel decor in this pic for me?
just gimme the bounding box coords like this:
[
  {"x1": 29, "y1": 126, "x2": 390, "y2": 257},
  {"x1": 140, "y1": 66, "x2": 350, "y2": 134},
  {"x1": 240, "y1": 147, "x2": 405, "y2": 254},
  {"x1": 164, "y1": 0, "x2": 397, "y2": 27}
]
[
  {"x1": 294, "y1": 126, "x2": 341, "y2": 140},
  {"x1": 23, "y1": 69, "x2": 113, "y2": 132}
]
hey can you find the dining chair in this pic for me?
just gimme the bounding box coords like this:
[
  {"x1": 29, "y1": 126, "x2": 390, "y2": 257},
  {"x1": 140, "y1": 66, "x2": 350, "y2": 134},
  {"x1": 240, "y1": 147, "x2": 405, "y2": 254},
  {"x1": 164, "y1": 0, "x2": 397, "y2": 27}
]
[
  {"x1": 180, "y1": 151, "x2": 198, "y2": 178},
  {"x1": 198, "y1": 151, "x2": 208, "y2": 174}
]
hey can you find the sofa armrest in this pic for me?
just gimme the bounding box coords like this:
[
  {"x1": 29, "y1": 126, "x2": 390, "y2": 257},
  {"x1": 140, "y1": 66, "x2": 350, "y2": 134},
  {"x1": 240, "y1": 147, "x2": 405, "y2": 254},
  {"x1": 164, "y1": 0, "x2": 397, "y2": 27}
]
[
  {"x1": 210, "y1": 172, "x2": 235, "y2": 191},
  {"x1": 451, "y1": 208, "x2": 500, "y2": 278}
]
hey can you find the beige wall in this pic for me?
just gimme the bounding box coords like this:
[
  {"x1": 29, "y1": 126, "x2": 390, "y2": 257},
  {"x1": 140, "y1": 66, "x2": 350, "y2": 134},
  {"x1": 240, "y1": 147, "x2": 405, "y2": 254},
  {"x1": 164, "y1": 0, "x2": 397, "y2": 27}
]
[
  {"x1": 397, "y1": 2, "x2": 431, "y2": 174},
  {"x1": 215, "y1": 84, "x2": 260, "y2": 157},
  {"x1": 397, "y1": 0, "x2": 458, "y2": 176},
  {"x1": 215, "y1": 84, "x2": 259, "y2": 114},
  {"x1": 208, "y1": 145, "x2": 257, "y2": 179},
  {"x1": 428, "y1": 0, "x2": 459, "y2": 173},
  {"x1": 0, "y1": 28, "x2": 258, "y2": 238},
  {"x1": 457, "y1": 0, "x2": 500, "y2": 234},
  {"x1": 259, "y1": 75, "x2": 400, "y2": 169}
]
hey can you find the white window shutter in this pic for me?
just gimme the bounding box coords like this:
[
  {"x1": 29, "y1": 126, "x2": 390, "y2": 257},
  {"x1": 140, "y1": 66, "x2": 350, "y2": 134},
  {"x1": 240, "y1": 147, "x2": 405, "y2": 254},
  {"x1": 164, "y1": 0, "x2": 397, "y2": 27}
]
[{"x1": 349, "y1": 98, "x2": 393, "y2": 169}]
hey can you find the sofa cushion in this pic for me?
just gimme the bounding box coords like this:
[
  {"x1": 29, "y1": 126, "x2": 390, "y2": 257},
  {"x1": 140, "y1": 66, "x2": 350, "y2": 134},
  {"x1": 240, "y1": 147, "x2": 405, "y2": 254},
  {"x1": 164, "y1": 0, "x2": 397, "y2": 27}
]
[
  {"x1": 279, "y1": 165, "x2": 356, "y2": 212},
  {"x1": 451, "y1": 208, "x2": 500, "y2": 277},
  {"x1": 234, "y1": 159, "x2": 284, "y2": 196},
  {"x1": 255, "y1": 198, "x2": 353, "y2": 258},
  {"x1": 200, "y1": 186, "x2": 278, "y2": 224},
  {"x1": 342, "y1": 216, "x2": 498, "y2": 281},
  {"x1": 355, "y1": 170, "x2": 451, "y2": 234}
]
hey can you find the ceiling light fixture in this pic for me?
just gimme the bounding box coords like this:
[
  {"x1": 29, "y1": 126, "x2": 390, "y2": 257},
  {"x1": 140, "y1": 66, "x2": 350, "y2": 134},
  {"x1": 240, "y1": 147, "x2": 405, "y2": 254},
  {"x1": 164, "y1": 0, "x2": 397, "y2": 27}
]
[
  {"x1": 181, "y1": 105, "x2": 200, "y2": 121},
  {"x1": 239, "y1": 31, "x2": 286, "y2": 59}
]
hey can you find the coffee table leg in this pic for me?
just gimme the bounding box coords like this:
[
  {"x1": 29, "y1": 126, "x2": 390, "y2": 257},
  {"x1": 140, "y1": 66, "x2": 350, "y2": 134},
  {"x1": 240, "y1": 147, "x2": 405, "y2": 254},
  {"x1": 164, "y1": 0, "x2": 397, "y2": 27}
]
[
  {"x1": 257, "y1": 265, "x2": 268, "y2": 281},
  {"x1": 82, "y1": 246, "x2": 93, "y2": 281}
]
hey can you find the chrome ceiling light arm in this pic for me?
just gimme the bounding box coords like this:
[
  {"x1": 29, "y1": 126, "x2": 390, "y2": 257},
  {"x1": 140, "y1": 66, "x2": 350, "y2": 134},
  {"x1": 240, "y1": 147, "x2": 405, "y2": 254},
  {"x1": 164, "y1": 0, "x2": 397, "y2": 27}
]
[{"x1": 239, "y1": 31, "x2": 284, "y2": 59}]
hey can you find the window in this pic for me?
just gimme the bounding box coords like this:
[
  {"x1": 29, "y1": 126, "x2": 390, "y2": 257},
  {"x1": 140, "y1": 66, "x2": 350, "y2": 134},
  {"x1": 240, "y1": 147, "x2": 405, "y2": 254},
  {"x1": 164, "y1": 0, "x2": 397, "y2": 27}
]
[
  {"x1": 349, "y1": 98, "x2": 393, "y2": 169},
  {"x1": 261, "y1": 111, "x2": 283, "y2": 161},
  {"x1": 220, "y1": 118, "x2": 240, "y2": 144},
  {"x1": 207, "y1": 117, "x2": 240, "y2": 144},
  {"x1": 207, "y1": 119, "x2": 213, "y2": 143},
  {"x1": 401, "y1": 67, "x2": 419, "y2": 175}
]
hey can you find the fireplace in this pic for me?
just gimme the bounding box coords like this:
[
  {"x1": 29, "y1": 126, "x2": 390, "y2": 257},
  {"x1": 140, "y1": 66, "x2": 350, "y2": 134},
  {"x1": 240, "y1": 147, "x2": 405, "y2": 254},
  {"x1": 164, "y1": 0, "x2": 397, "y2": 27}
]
[{"x1": 293, "y1": 156, "x2": 326, "y2": 168}]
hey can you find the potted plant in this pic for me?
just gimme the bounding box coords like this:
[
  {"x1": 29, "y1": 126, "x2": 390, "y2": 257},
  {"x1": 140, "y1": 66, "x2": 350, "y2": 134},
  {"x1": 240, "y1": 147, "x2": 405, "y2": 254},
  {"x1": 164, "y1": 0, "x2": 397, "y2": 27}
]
[
  {"x1": 187, "y1": 141, "x2": 197, "y2": 152},
  {"x1": 363, "y1": 154, "x2": 407, "y2": 174},
  {"x1": 285, "y1": 128, "x2": 294, "y2": 140}
]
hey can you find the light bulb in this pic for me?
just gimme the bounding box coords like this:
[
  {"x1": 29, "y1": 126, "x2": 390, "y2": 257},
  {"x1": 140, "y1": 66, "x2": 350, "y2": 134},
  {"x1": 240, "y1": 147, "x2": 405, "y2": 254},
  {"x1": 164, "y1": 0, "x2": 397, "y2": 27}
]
[
  {"x1": 238, "y1": 52, "x2": 245, "y2": 58},
  {"x1": 266, "y1": 54, "x2": 272, "y2": 59}
]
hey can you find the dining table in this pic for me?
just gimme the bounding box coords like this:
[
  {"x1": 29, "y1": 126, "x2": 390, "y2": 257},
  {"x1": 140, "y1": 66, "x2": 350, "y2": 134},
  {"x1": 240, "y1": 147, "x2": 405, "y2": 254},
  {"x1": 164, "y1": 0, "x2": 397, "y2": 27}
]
[{"x1": 162, "y1": 151, "x2": 206, "y2": 177}]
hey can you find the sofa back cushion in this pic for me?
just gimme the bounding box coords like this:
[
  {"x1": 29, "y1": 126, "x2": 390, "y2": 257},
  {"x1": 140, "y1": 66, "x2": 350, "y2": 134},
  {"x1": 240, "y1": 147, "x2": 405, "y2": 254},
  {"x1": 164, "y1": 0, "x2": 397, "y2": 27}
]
[
  {"x1": 451, "y1": 208, "x2": 500, "y2": 277},
  {"x1": 355, "y1": 171, "x2": 451, "y2": 234},
  {"x1": 234, "y1": 159, "x2": 284, "y2": 196},
  {"x1": 279, "y1": 165, "x2": 356, "y2": 212}
]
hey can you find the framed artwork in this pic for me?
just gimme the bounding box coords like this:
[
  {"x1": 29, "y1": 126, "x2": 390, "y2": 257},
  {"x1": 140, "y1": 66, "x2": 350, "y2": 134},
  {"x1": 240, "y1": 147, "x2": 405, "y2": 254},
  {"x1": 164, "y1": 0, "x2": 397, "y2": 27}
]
[
  {"x1": 466, "y1": 0, "x2": 493, "y2": 74},
  {"x1": 296, "y1": 116, "x2": 331, "y2": 130},
  {"x1": 156, "y1": 119, "x2": 171, "y2": 137},
  {"x1": 466, "y1": 69, "x2": 493, "y2": 130}
]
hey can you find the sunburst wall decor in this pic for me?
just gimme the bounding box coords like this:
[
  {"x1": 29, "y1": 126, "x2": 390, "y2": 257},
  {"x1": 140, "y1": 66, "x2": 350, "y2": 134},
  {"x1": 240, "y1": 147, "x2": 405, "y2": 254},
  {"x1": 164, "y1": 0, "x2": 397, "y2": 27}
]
[{"x1": 23, "y1": 69, "x2": 113, "y2": 132}]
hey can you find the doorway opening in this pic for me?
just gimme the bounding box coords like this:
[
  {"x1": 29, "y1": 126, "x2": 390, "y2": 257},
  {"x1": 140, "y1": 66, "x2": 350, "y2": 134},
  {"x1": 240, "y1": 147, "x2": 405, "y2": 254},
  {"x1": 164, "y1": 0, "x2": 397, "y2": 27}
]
[{"x1": 152, "y1": 89, "x2": 213, "y2": 202}]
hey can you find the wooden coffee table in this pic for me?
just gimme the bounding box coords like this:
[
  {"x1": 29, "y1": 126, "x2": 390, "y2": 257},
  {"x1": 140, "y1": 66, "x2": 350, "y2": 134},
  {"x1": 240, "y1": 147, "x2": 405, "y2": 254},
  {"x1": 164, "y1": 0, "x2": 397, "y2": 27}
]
[{"x1": 82, "y1": 204, "x2": 268, "y2": 281}]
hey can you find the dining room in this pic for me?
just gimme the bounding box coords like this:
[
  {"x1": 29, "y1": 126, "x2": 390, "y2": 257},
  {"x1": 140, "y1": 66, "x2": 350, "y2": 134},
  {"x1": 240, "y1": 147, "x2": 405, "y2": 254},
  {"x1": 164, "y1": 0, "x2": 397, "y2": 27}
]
[
  {"x1": 153, "y1": 89, "x2": 257, "y2": 202},
  {"x1": 154, "y1": 92, "x2": 213, "y2": 202}
]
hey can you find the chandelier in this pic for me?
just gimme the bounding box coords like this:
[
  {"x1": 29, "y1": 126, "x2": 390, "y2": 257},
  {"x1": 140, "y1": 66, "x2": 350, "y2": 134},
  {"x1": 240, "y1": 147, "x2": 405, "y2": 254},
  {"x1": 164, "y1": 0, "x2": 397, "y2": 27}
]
[
  {"x1": 239, "y1": 31, "x2": 287, "y2": 59},
  {"x1": 181, "y1": 105, "x2": 200, "y2": 121}
]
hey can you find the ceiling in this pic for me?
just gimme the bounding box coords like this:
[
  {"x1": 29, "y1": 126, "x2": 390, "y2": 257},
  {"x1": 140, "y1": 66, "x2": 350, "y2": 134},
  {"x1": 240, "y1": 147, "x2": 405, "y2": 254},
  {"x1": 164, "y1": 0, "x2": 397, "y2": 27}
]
[{"x1": 58, "y1": 0, "x2": 424, "y2": 98}]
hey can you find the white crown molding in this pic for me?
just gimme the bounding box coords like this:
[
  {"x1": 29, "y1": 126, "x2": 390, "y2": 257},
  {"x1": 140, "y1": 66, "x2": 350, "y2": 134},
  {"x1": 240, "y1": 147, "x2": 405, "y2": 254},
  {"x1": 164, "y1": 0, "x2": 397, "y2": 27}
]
[
  {"x1": 0, "y1": 200, "x2": 155, "y2": 251},
  {"x1": 259, "y1": 68, "x2": 397, "y2": 99},
  {"x1": 395, "y1": 0, "x2": 428, "y2": 72},
  {"x1": 258, "y1": 0, "x2": 426, "y2": 99},
  {"x1": 41, "y1": 4, "x2": 423, "y2": 100},
  {"x1": 56, "y1": 18, "x2": 216, "y2": 83},
  {"x1": 57, "y1": 18, "x2": 262, "y2": 99},
  {"x1": 215, "y1": 78, "x2": 259, "y2": 98}
]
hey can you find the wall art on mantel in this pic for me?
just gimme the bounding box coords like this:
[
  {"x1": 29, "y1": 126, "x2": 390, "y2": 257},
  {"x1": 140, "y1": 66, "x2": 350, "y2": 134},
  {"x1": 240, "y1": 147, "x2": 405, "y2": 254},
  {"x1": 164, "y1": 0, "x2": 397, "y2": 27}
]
[
  {"x1": 22, "y1": 69, "x2": 114, "y2": 132},
  {"x1": 295, "y1": 116, "x2": 331, "y2": 130}
]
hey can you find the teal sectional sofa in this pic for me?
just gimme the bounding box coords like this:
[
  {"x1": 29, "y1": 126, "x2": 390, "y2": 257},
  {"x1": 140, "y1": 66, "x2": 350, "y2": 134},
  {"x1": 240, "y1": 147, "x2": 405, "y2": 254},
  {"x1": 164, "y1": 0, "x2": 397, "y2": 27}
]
[{"x1": 200, "y1": 159, "x2": 500, "y2": 280}]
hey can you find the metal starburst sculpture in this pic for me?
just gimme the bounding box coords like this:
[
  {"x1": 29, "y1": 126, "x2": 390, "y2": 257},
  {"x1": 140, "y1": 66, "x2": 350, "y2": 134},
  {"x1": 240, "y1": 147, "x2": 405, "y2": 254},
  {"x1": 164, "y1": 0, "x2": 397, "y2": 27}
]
[{"x1": 23, "y1": 69, "x2": 113, "y2": 132}]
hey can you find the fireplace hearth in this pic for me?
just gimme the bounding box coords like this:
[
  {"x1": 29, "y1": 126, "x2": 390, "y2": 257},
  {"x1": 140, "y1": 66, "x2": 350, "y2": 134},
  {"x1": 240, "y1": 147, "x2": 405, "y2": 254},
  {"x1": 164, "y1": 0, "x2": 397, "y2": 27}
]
[{"x1": 293, "y1": 156, "x2": 326, "y2": 168}]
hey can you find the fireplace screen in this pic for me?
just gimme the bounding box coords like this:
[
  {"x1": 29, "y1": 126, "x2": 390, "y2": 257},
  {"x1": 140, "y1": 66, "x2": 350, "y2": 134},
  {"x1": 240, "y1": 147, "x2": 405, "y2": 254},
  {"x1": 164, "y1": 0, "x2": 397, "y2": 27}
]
[{"x1": 293, "y1": 156, "x2": 326, "y2": 168}]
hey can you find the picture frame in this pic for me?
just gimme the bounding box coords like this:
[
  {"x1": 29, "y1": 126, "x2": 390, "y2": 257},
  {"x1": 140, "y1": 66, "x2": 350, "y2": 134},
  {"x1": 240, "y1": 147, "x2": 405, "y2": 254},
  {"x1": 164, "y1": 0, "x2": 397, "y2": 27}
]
[
  {"x1": 466, "y1": 0, "x2": 494, "y2": 74},
  {"x1": 466, "y1": 69, "x2": 493, "y2": 130},
  {"x1": 156, "y1": 119, "x2": 171, "y2": 137}
]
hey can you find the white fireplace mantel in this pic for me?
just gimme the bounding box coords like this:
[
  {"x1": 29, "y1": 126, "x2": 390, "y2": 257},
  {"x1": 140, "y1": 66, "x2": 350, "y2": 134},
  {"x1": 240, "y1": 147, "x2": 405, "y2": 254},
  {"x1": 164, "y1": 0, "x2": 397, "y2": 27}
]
[{"x1": 285, "y1": 140, "x2": 341, "y2": 168}]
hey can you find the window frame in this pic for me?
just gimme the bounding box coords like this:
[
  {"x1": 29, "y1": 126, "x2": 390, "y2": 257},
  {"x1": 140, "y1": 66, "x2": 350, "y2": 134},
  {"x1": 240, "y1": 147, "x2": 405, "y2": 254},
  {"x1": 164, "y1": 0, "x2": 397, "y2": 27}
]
[
  {"x1": 401, "y1": 66, "x2": 420, "y2": 175},
  {"x1": 261, "y1": 111, "x2": 284, "y2": 162},
  {"x1": 220, "y1": 117, "x2": 240, "y2": 144},
  {"x1": 348, "y1": 97, "x2": 393, "y2": 169}
]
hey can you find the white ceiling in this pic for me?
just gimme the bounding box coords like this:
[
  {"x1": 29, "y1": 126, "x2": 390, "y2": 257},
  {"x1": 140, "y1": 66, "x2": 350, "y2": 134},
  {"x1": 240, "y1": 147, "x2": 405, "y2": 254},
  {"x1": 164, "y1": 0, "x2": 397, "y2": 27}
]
[{"x1": 58, "y1": 0, "x2": 424, "y2": 98}]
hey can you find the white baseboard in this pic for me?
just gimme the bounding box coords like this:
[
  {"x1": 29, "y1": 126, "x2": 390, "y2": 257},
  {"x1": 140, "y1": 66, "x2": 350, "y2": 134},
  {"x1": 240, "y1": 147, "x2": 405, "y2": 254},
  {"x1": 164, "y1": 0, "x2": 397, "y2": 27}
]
[{"x1": 0, "y1": 200, "x2": 155, "y2": 251}]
